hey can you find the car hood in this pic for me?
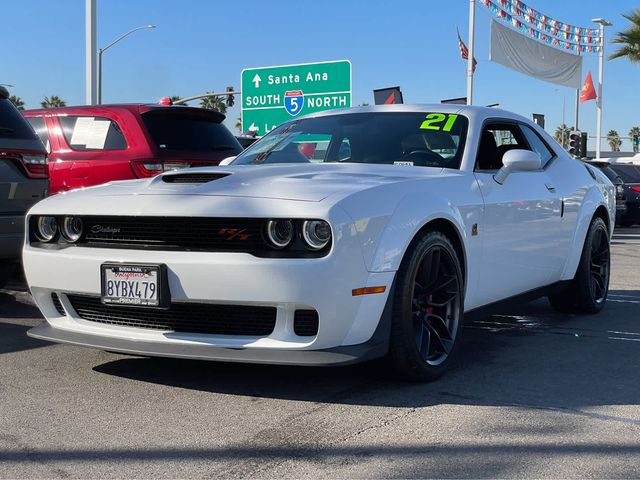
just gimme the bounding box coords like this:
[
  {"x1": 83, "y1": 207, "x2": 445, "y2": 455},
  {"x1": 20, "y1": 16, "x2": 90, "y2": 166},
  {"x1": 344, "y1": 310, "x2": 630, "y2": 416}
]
[{"x1": 70, "y1": 163, "x2": 446, "y2": 202}]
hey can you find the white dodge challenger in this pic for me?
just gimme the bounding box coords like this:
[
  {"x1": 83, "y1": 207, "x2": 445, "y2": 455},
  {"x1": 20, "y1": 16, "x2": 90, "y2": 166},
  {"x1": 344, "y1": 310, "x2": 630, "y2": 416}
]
[{"x1": 24, "y1": 105, "x2": 615, "y2": 381}]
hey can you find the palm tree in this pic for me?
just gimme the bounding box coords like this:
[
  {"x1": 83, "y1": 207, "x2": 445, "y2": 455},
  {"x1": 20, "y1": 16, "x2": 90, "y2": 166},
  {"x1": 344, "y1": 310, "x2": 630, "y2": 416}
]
[
  {"x1": 629, "y1": 126, "x2": 640, "y2": 153},
  {"x1": 40, "y1": 95, "x2": 66, "y2": 108},
  {"x1": 554, "y1": 124, "x2": 572, "y2": 149},
  {"x1": 610, "y1": 9, "x2": 640, "y2": 63},
  {"x1": 607, "y1": 130, "x2": 622, "y2": 152},
  {"x1": 200, "y1": 94, "x2": 227, "y2": 114},
  {"x1": 170, "y1": 95, "x2": 182, "y2": 103},
  {"x1": 235, "y1": 116, "x2": 242, "y2": 133},
  {"x1": 9, "y1": 95, "x2": 25, "y2": 111}
]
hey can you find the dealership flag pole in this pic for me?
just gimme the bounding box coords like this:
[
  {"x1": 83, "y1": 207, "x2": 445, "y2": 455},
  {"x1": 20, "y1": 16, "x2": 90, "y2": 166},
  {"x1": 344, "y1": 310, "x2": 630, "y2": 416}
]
[
  {"x1": 467, "y1": 0, "x2": 475, "y2": 105},
  {"x1": 593, "y1": 18, "x2": 611, "y2": 159}
]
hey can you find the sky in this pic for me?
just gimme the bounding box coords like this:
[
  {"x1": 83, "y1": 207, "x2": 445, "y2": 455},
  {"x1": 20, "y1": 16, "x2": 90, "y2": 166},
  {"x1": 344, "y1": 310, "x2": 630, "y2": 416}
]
[{"x1": 3, "y1": 0, "x2": 639, "y2": 151}]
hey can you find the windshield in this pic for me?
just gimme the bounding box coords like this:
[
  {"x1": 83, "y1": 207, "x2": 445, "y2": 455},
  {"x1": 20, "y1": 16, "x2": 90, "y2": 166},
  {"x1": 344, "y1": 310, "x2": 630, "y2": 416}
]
[{"x1": 234, "y1": 112, "x2": 468, "y2": 169}]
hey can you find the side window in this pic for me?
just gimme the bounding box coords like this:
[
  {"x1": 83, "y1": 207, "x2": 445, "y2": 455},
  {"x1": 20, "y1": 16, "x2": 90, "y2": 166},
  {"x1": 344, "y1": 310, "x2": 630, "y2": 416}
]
[
  {"x1": 520, "y1": 124, "x2": 554, "y2": 167},
  {"x1": 26, "y1": 116, "x2": 51, "y2": 153},
  {"x1": 476, "y1": 123, "x2": 527, "y2": 171},
  {"x1": 59, "y1": 116, "x2": 127, "y2": 151}
]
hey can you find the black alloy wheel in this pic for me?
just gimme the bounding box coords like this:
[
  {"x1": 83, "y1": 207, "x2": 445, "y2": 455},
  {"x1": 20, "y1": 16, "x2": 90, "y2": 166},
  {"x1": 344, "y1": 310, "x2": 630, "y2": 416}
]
[
  {"x1": 549, "y1": 216, "x2": 610, "y2": 314},
  {"x1": 589, "y1": 224, "x2": 610, "y2": 306},
  {"x1": 389, "y1": 230, "x2": 464, "y2": 381}
]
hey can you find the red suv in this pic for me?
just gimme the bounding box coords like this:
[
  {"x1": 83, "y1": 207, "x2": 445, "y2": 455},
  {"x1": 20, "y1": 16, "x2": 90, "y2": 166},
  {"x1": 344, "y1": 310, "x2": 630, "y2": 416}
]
[{"x1": 23, "y1": 104, "x2": 242, "y2": 194}]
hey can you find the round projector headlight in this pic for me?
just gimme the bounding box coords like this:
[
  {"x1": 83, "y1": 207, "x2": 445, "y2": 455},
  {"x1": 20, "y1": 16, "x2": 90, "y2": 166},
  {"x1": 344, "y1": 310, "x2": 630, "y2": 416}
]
[
  {"x1": 61, "y1": 216, "x2": 83, "y2": 242},
  {"x1": 36, "y1": 216, "x2": 58, "y2": 242},
  {"x1": 302, "y1": 220, "x2": 331, "y2": 250},
  {"x1": 266, "y1": 219, "x2": 294, "y2": 249}
]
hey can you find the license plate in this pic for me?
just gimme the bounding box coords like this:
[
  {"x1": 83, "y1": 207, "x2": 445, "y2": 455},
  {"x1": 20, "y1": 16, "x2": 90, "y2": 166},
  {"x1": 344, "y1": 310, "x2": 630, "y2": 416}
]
[{"x1": 101, "y1": 264, "x2": 165, "y2": 307}]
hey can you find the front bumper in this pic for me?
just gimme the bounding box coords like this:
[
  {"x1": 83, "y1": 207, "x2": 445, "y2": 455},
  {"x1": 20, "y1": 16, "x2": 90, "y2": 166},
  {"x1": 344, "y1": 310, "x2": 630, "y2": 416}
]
[{"x1": 23, "y1": 208, "x2": 396, "y2": 364}]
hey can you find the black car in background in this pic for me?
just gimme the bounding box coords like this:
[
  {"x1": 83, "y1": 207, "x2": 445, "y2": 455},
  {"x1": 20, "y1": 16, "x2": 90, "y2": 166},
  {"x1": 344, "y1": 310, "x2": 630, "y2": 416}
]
[
  {"x1": 587, "y1": 161, "x2": 627, "y2": 226},
  {"x1": 0, "y1": 86, "x2": 48, "y2": 288},
  {"x1": 608, "y1": 163, "x2": 640, "y2": 227}
]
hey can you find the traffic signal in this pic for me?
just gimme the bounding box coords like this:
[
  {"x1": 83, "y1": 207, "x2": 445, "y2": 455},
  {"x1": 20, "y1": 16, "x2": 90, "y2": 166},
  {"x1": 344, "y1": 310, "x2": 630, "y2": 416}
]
[
  {"x1": 580, "y1": 132, "x2": 588, "y2": 158},
  {"x1": 226, "y1": 86, "x2": 235, "y2": 107},
  {"x1": 568, "y1": 130, "x2": 581, "y2": 157},
  {"x1": 633, "y1": 135, "x2": 639, "y2": 152}
]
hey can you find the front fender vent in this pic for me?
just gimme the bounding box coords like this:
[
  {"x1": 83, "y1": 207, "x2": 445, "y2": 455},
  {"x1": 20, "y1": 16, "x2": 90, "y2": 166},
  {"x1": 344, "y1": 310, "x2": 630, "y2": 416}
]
[{"x1": 162, "y1": 173, "x2": 230, "y2": 184}]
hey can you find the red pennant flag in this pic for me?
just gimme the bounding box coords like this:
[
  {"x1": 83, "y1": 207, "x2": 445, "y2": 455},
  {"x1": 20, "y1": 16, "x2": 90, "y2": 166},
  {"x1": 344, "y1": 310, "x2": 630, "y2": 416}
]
[{"x1": 580, "y1": 71, "x2": 597, "y2": 103}]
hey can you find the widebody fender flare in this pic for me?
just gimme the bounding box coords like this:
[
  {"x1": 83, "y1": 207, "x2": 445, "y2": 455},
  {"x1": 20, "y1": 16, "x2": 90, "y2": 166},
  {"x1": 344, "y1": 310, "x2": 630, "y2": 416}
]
[{"x1": 560, "y1": 185, "x2": 611, "y2": 281}]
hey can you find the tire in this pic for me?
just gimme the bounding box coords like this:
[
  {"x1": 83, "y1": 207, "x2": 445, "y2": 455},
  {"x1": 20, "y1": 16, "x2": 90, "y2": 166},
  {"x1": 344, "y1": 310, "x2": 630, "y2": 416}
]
[
  {"x1": 548, "y1": 216, "x2": 610, "y2": 314},
  {"x1": 388, "y1": 230, "x2": 464, "y2": 382}
]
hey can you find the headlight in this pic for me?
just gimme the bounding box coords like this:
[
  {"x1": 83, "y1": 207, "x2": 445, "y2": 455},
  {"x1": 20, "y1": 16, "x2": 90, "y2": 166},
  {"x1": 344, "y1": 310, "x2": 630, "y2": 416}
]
[
  {"x1": 301, "y1": 220, "x2": 331, "y2": 250},
  {"x1": 36, "y1": 216, "x2": 58, "y2": 242},
  {"x1": 266, "y1": 219, "x2": 294, "y2": 248},
  {"x1": 61, "y1": 216, "x2": 83, "y2": 242}
]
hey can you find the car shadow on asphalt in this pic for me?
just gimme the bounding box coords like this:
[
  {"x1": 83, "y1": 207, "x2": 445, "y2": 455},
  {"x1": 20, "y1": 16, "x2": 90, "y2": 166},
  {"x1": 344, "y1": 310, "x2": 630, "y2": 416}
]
[{"x1": 93, "y1": 292, "x2": 640, "y2": 412}]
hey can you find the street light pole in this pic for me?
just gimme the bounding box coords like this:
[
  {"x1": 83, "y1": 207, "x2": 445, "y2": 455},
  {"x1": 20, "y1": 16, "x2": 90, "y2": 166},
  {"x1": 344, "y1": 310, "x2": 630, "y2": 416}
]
[
  {"x1": 97, "y1": 25, "x2": 156, "y2": 104},
  {"x1": 593, "y1": 18, "x2": 612, "y2": 160}
]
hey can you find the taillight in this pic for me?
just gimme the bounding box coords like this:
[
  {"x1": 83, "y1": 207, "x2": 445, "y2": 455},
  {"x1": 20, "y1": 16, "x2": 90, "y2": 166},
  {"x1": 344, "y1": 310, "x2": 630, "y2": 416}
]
[
  {"x1": 21, "y1": 154, "x2": 48, "y2": 178},
  {"x1": 1, "y1": 150, "x2": 48, "y2": 179},
  {"x1": 131, "y1": 159, "x2": 164, "y2": 177},
  {"x1": 630, "y1": 186, "x2": 640, "y2": 193},
  {"x1": 131, "y1": 159, "x2": 213, "y2": 177}
]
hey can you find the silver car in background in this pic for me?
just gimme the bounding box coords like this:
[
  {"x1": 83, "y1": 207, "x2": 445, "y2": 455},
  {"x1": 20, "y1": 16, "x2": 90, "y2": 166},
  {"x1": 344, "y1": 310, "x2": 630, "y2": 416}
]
[{"x1": 0, "y1": 86, "x2": 48, "y2": 288}]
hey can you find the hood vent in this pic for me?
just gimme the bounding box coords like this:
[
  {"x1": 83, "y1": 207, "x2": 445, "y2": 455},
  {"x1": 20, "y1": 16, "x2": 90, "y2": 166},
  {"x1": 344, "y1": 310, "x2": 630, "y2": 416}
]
[{"x1": 162, "y1": 172, "x2": 230, "y2": 184}]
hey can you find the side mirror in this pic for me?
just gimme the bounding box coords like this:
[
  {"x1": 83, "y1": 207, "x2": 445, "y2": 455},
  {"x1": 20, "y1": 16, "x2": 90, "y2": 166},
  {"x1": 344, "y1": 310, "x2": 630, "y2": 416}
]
[
  {"x1": 493, "y1": 149, "x2": 541, "y2": 184},
  {"x1": 218, "y1": 156, "x2": 236, "y2": 166}
]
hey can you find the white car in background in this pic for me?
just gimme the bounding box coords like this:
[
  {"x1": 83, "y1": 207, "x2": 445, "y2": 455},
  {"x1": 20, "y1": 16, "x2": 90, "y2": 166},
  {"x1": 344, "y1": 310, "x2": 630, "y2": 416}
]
[{"x1": 23, "y1": 105, "x2": 615, "y2": 381}]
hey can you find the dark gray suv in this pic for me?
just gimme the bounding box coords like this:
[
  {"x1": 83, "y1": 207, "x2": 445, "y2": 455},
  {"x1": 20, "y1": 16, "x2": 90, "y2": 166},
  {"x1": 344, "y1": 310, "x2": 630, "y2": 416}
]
[{"x1": 0, "y1": 86, "x2": 48, "y2": 288}]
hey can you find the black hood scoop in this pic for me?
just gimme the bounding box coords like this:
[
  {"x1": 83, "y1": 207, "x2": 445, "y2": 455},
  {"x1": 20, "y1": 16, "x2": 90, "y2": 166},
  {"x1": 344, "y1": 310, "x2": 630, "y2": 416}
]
[{"x1": 162, "y1": 172, "x2": 230, "y2": 184}]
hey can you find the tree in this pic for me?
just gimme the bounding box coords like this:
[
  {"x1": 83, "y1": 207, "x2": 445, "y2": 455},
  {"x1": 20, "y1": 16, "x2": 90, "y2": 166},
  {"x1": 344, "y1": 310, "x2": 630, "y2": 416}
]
[
  {"x1": 610, "y1": 8, "x2": 640, "y2": 63},
  {"x1": 9, "y1": 95, "x2": 25, "y2": 111},
  {"x1": 200, "y1": 94, "x2": 227, "y2": 114},
  {"x1": 554, "y1": 124, "x2": 572, "y2": 149},
  {"x1": 170, "y1": 95, "x2": 182, "y2": 103},
  {"x1": 235, "y1": 116, "x2": 242, "y2": 133},
  {"x1": 629, "y1": 126, "x2": 640, "y2": 153},
  {"x1": 607, "y1": 130, "x2": 622, "y2": 152},
  {"x1": 40, "y1": 95, "x2": 66, "y2": 108}
]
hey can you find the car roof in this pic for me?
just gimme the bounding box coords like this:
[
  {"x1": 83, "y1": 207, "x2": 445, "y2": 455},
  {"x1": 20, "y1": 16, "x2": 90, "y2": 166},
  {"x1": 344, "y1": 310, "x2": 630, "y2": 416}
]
[
  {"x1": 23, "y1": 103, "x2": 220, "y2": 117},
  {"x1": 301, "y1": 104, "x2": 531, "y2": 124}
]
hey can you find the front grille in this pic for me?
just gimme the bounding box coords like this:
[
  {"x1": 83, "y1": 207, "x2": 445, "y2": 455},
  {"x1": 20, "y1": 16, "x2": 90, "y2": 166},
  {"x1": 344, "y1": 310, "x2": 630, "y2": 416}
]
[
  {"x1": 81, "y1": 216, "x2": 265, "y2": 253},
  {"x1": 162, "y1": 173, "x2": 229, "y2": 184},
  {"x1": 51, "y1": 292, "x2": 65, "y2": 315},
  {"x1": 294, "y1": 309, "x2": 319, "y2": 336},
  {"x1": 67, "y1": 294, "x2": 276, "y2": 336}
]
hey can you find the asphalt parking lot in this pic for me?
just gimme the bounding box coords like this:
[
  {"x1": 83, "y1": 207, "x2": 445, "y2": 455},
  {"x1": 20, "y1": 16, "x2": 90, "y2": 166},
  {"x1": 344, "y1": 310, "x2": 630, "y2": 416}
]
[{"x1": 1, "y1": 227, "x2": 640, "y2": 479}]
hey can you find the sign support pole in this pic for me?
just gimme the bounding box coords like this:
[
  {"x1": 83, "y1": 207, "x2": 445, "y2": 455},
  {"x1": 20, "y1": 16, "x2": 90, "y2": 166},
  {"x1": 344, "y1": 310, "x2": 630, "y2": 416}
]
[
  {"x1": 85, "y1": 0, "x2": 97, "y2": 105},
  {"x1": 467, "y1": 0, "x2": 476, "y2": 105}
]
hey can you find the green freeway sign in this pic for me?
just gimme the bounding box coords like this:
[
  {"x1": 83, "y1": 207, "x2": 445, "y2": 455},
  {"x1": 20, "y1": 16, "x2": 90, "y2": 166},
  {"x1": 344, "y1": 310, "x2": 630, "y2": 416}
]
[{"x1": 241, "y1": 60, "x2": 352, "y2": 136}]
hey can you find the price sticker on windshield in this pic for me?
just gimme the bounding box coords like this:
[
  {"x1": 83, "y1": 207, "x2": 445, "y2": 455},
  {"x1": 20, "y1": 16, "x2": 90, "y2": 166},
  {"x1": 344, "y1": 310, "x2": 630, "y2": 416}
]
[{"x1": 419, "y1": 113, "x2": 459, "y2": 132}]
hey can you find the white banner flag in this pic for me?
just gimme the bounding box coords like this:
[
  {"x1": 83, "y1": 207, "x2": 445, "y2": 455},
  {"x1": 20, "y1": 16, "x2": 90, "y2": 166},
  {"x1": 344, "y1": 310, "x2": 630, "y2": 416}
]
[{"x1": 490, "y1": 20, "x2": 583, "y2": 89}]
